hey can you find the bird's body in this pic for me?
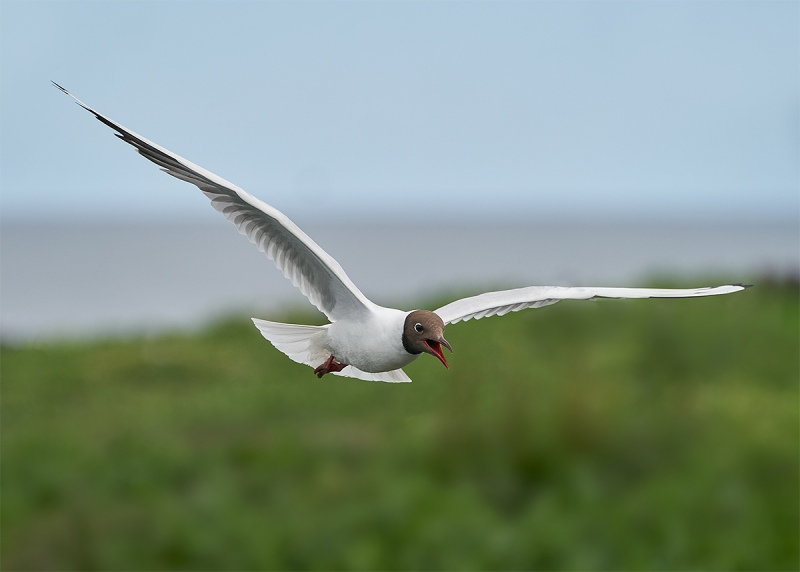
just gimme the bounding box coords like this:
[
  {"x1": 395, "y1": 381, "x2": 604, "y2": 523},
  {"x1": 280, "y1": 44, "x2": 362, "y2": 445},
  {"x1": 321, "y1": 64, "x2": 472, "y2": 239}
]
[
  {"x1": 251, "y1": 307, "x2": 446, "y2": 382},
  {"x1": 54, "y1": 83, "x2": 748, "y2": 383},
  {"x1": 327, "y1": 308, "x2": 411, "y2": 373}
]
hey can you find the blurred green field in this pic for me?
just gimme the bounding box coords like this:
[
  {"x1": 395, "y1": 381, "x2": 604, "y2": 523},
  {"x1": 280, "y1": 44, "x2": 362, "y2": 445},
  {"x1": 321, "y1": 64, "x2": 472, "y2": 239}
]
[{"x1": 2, "y1": 279, "x2": 798, "y2": 571}]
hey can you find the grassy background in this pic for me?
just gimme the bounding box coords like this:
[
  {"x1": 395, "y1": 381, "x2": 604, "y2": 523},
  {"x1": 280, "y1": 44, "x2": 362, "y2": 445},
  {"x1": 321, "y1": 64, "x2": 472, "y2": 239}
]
[{"x1": 2, "y1": 278, "x2": 798, "y2": 570}]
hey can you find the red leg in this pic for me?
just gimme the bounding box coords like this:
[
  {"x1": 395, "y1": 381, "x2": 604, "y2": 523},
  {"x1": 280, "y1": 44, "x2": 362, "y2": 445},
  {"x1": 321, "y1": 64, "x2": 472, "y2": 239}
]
[{"x1": 314, "y1": 355, "x2": 348, "y2": 378}]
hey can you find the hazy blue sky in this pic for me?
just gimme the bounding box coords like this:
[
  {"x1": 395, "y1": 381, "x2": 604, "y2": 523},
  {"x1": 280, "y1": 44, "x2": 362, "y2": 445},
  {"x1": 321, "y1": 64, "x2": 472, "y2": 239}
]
[{"x1": 2, "y1": 0, "x2": 797, "y2": 223}]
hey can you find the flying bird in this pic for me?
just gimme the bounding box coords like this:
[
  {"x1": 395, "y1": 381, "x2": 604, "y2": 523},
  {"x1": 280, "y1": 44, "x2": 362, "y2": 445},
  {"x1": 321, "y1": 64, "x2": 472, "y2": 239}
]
[{"x1": 54, "y1": 83, "x2": 748, "y2": 383}]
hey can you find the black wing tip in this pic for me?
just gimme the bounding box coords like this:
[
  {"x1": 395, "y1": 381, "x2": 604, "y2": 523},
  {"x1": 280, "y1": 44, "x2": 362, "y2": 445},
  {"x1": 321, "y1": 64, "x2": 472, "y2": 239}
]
[
  {"x1": 52, "y1": 81, "x2": 75, "y2": 100},
  {"x1": 705, "y1": 283, "x2": 752, "y2": 291},
  {"x1": 52, "y1": 81, "x2": 93, "y2": 111},
  {"x1": 704, "y1": 283, "x2": 752, "y2": 293}
]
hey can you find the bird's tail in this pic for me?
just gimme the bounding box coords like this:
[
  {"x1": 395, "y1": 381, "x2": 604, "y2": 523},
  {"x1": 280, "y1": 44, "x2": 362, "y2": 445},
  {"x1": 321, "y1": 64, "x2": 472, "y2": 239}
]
[{"x1": 251, "y1": 318, "x2": 330, "y2": 369}]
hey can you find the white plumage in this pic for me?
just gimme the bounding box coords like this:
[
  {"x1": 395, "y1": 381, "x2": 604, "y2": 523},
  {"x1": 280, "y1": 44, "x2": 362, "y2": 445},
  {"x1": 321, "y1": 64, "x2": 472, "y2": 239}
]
[
  {"x1": 54, "y1": 83, "x2": 748, "y2": 382},
  {"x1": 435, "y1": 284, "x2": 745, "y2": 325}
]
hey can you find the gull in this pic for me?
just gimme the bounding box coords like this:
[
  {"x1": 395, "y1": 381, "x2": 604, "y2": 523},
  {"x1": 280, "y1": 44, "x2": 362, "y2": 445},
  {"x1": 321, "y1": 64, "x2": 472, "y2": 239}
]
[{"x1": 54, "y1": 83, "x2": 748, "y2": 383}]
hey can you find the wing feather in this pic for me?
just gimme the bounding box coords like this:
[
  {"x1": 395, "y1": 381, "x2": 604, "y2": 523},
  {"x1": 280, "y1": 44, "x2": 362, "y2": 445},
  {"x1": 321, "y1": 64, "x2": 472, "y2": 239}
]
[
  {"x1": 54, "y1": 82, "x2": 374, "y2": 322},
  {"x1": 436, "y1": 284, "x2": 748, "y2": 325}
]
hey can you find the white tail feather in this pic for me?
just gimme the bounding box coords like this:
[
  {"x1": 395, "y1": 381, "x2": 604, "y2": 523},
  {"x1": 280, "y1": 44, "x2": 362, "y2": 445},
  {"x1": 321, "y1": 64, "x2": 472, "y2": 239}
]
[{"x1": 251, "y1": 318, "x2": 330, "y2": 368}]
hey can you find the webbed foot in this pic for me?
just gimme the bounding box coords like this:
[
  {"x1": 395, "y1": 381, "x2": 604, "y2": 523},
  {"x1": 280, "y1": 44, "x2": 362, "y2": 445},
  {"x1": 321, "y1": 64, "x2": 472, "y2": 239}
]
[{"x1": 314, "y1": 355, "x2": 347, "y2": 378}]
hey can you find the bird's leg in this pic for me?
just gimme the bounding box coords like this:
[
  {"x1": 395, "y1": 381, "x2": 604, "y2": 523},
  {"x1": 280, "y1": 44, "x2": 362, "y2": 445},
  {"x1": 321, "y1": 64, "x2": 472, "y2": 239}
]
[{"x1": 314, "y1": 355, "x2": 347, "y2": 378}]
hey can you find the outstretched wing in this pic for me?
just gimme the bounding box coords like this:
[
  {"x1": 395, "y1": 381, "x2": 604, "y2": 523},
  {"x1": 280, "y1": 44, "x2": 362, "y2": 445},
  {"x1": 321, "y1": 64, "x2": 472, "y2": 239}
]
[
  {"x1": 435, "y1": 284, "x2": 748, "y2": 325},
  {"x1": 54, "y1": 82, "x2": 375, "y2": 322}
]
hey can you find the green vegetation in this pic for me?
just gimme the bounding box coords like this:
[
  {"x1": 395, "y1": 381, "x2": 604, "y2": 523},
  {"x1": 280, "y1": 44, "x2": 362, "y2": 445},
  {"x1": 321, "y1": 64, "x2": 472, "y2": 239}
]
[{"x1": 2, "y1": 279, "x2": 798, "y2": 570}]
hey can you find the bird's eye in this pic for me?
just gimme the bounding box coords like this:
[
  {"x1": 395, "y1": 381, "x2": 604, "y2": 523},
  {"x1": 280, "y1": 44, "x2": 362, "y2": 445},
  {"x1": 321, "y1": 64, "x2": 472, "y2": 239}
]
[{"x1": 414, "y1": 323, "x2": 424, "y2": 333}]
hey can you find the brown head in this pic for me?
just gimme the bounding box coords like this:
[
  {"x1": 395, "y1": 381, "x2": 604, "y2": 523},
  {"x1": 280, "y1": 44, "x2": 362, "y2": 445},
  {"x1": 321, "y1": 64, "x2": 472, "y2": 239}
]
[{"x1": 401, "y1": 310, "x2": 453, "y2": 368}]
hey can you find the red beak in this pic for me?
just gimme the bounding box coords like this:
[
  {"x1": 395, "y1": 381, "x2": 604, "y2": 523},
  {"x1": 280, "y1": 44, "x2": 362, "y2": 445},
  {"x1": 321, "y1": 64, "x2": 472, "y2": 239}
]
[{"x1": 424, "y1": 337, "x2": 453, "y2": 369}]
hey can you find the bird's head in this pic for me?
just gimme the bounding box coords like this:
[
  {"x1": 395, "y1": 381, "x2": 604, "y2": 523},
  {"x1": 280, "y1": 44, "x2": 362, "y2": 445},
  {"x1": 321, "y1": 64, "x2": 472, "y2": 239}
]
[{"x1": 402, "y1": 310, "x2": 453, "y2": 368}]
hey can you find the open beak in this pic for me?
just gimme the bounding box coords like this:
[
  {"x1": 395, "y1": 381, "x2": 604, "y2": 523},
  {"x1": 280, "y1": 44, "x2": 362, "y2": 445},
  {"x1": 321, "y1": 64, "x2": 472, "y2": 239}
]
[{"x1": 424, "y1": 336, "x2": 453, "y2": 369}]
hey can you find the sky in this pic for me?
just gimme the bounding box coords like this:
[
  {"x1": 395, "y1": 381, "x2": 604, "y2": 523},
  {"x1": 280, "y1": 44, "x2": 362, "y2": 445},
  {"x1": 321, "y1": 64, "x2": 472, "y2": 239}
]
[{"x1": 1, "y1": 0, "x2": 798, "y2": 224}]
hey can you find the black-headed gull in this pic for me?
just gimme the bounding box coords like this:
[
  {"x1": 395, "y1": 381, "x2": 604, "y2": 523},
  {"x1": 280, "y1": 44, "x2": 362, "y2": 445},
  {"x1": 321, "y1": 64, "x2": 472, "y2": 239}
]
[{"x1": 54, "y1": 83, "x2": 748, "y2": 383}]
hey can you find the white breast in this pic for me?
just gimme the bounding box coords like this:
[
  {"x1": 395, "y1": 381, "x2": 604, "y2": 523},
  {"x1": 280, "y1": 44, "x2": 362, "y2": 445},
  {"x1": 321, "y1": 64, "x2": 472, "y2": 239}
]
[{"x1": 327, "y1": 308, "x2": 418, "y2": 373}]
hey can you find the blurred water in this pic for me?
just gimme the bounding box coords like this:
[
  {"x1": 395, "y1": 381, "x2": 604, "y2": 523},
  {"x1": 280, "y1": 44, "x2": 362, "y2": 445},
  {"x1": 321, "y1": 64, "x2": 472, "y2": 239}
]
[{"x1": 2, "y1": 220, "x2": 797, "y2": 341}]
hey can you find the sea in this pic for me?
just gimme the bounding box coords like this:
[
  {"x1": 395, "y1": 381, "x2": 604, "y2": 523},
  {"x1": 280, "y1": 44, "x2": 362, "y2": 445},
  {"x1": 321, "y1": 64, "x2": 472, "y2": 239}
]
[{"x1": 2, "y1": 220, "x2": 797, "y2": 342}]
